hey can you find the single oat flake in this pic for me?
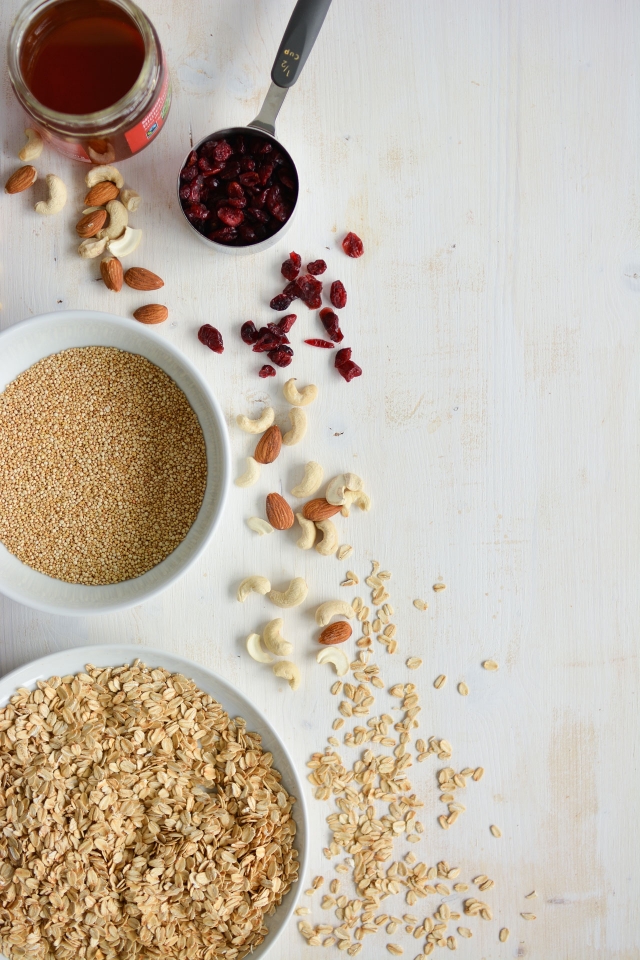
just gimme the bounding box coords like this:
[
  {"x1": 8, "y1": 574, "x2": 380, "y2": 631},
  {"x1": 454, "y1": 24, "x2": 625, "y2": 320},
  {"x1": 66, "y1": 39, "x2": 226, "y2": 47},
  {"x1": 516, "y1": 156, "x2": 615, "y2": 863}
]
[{"x1": 413, "y1": 598, "x2": 428, "y2": 610}]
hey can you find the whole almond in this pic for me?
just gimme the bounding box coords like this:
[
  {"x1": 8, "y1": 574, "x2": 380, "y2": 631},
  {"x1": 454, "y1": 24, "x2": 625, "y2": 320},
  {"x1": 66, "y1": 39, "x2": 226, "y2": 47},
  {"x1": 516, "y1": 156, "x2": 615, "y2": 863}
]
[
  {"x1": 5, "y1": 165, "x2": 37, "y2": 194},
  {"x1": 265, "y1": 492, "x2": 295, "y2": 530},
  {"x1": 124, "y1": 267, "x2": 164, "y2": 291},
  {"x1": 84, "y1": 181, "x2": 119, "y2": 206},
  {"x1": 318, "y1": 621, "x2": 353, "y2": 645},
  {"x1": 254, "y1": 425, "x2": 282, "y2": 464},
  {"x1": 100, "y1": 256, "x2": 123, "y2": 292},
  {"x1": 133, "y1": 304, "x2": 168, "y2": 324},
  {"x1": 76, "y1": 208, "x2": 108, "y2": 238},
  {"x1": 302, "y1": 498, "x2": 342, "y2": 521}
]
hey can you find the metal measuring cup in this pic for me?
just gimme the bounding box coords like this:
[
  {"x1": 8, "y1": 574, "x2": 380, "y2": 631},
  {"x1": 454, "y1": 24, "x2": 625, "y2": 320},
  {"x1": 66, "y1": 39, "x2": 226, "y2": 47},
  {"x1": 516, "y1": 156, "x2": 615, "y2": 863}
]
[{"x1": 177, "y1": 0, "x2": 332, "y2": 254}]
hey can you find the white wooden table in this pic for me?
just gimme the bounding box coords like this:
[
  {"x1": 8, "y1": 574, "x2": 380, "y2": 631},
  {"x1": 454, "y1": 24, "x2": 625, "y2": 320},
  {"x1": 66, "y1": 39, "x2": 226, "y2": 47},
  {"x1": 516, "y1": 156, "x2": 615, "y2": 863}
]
[{"x1": 1, "y1": 0, "x2": 638, "y2": 956}]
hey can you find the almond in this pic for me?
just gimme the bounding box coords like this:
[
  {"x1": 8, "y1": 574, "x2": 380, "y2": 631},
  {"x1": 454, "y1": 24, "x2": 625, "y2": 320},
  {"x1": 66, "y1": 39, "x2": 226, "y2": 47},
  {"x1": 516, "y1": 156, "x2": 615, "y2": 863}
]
[
  {"x1": 133, "y1": 304, "x2": 168, "y2": 324},
  {"x1": 265, "y1": 493, "x2": 295, "y2": 530},
  {"x1": 302, "y1": 498, "x2": 342, "y2": 521},
  {"x1": 84, "y1": 181, "x2": 119, "y2": 206},
  {"x1": 5, "y1": 165, "x2": 37, "y2": 194},
  {"x1": 124, "y1": 267, "x2": 164, "y2": 291},
  {"x1": 318, "y1": 621, "x2": 353, "y2": 645},
  {"x1": 100, "y1": 256, "x2": 123, "y2": 292},
  {"x1": 254, "y1": 425, "x2": 282, "y2": 464},
  {"x1": 76, "y1": 209, "x2": 108, "y2": 238}
]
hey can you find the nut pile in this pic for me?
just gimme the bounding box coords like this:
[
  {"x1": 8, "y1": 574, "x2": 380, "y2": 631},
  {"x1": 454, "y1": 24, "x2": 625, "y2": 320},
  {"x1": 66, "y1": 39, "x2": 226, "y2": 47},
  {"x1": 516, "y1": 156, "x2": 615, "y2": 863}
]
[
  {"x1": 0, "y1": 660, "x2": 299, "y2": 960},
  {"x1": 0, "y1": 347, "x2": 207, "y2": 585}
]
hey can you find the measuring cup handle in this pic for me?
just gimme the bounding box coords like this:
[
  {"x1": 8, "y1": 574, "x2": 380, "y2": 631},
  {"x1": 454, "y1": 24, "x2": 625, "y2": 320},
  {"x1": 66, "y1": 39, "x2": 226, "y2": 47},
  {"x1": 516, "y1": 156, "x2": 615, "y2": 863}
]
[{"x1": 271, "y1": 0, "x2": 333, "y2": 88}]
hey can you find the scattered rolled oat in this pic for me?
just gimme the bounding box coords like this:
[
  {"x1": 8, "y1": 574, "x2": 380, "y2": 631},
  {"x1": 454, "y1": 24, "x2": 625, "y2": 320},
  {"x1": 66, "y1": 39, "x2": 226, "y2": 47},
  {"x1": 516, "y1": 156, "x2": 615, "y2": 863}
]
[
  {"x1": 432, "y1": 582, "x2": 446, "y2": 591},
  {"x1": 406, "y1": 658, "x2": 422, "y2": 670},
  {"x1": 413, "y1": 598, "x2": 428, "y2": 610},
  {"x1": 521, "y1": 913, "x2": 537, "y2": 920},
  {"x1": 434, "y1": 674, "x2": 447, "y2": 689},
  {"x1": 337, "y1": 544, "x2": 353, "y2": 561},
  {"x1": 472, "y1": 766, "x2": 484, "y2": 780},
  {"x1": 387, "y1": 946, "x2": 403, "y2": 956},
  {"x1": 499, "y1": 927, "x2": 510, "y2": 941},
  {"x1": 457, "y1": 681, "x2": 469, "y2": 696},
  {"x1": 525, "y1": 890, "x2": 538, "y2": 899},
  {"x1": 490, "y1": 824, "x2": 502, "y2": 837},
  {"x1": 482, "y1": 659, "x2": 499, "y2": 671},
  {"x1": 457, "y1": 926, "x2": 472, "y2": 938}
]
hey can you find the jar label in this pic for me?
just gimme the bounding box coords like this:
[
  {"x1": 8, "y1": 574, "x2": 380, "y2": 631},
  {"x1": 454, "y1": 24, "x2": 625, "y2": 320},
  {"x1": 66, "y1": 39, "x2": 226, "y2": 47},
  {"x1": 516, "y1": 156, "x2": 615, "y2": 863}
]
[{"x1": 125, "y1": 66, "x2": 171, "y2": 154}]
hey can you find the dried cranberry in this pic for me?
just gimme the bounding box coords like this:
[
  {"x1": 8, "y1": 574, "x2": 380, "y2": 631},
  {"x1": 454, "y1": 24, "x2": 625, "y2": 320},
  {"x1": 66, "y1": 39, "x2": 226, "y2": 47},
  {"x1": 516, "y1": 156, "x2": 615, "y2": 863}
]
[
  {"x1": 248, "y1": 207, "x2": 270, "y2": 224},
  {"x1": 226, "y1": 197, "x2": 247, "y2": 210},
  {"x1": 184, "y1": 202, "x2": 209, "y2": 222},
  {"x1": 305, "y1": 338, "x2": 335, "y2": 348},
  {"x1": 239, "y1": 171, "x2": 260, "y2": 187},
  {"x1": 266, "y1": 323, "x2": 290, "y2": 343},
  {"x1": 198, "y1": 325, "x2": 224, "y2": 353},
  {"x1": 335, "y1": 347, "x2": 352, "y2": 365},
  {"x1": 240, "y1": 157, "x2": 256, "y2": 172},
  {"x1": 219, "y1": 160, "x2": 241, "y2": 181},
  {"x1": 257, "y1": 140, "x2": 273, "y2": 155},
  {"x1": 278, "y1": 171, "x2": 296, "y2": 190},
  {"x1": 180, "y1": 164, "x2": 199, "y2": 183},
  {"x1": 209, "y1": 226, "x2": 238, "y2": 243},
  {"x1": 259, "y1": 163, "x2": 275, "y2": 186},
  {"x1": 307, "y1": 259, "x2": 327, "y2": 275},
  {"x1": 283, "y1": 281, "x2": 299, "y2": 300},
  {"x1": 295, "y1": 274, "x2": 323, "y2": 306},
  {"x1": 217, "y1": 205, "x2": 244, "y2": 227},
  {"x1": 253, "y1": 331, "x2": 282, "y2": 352},
  {"x1": 268, "y1": 344, "x2": 294, "y2": 367},
  {"x1": 336, "y1": 359, "x2": 362, "y2": 382},
  {"x1": 270, "y1": 293, "x2": 292, "y2": 311},
  {"x1": 330, "y1": 280, "x2": 347, "y2": 309},
  {"x1": 213, "y1": 140, "x2": 233, "y2": 163},
  {"x1": 319, "y1": 308, "x2": 344, "y2": 343},
  {"x1": 259, "y1": 364, "x2": 276, "y2": 378},
  {"x1": 342, "y1": 232, "x2": 364, "y2": 258},
  {"x1": 238, "y1": 224, "x2": 257, "y2": 242},
  {"x1": 278, "y1": 313, "x2": 297, "y2": 333},
  {"x1": 227, "y1": 181, "x2": 245, "y2": 200},
  {"x1": 306, "y1": 294, "x2": 322, "y2": 310},
  {"x1": 281, "y1": 251, "x2": 302, "y2": 281},
  {"x1": 241, "y1": 321, "x2": 260, "y2": 344}
]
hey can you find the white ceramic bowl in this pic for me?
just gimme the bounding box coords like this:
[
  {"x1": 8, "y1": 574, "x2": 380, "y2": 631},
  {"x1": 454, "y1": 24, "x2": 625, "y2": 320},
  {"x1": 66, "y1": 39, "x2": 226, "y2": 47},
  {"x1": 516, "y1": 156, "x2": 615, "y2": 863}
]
[
  {"x1": 0, "y1": 311, "x2": 230, "y2": 616},
  {"x1": 0, "y1": 644, "x2": 308, "y2": 960}
]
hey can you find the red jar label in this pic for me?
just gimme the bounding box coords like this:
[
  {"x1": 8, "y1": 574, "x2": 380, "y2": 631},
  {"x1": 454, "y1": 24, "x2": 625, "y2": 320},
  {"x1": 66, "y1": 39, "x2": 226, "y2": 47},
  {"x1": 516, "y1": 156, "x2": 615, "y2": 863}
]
[{"x1": 125, "y1": 67, "x2": 171, "y2": 154}]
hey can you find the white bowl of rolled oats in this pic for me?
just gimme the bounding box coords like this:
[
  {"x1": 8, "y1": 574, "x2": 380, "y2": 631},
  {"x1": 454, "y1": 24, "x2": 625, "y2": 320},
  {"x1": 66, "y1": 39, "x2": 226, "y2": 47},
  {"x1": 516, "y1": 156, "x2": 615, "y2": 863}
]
[
  {"x1": 0, "y1": 644, "x2": 308, "y2": 960},
  {"x1": 0, "y1": 311, "x2": 230, "y2": 615}
]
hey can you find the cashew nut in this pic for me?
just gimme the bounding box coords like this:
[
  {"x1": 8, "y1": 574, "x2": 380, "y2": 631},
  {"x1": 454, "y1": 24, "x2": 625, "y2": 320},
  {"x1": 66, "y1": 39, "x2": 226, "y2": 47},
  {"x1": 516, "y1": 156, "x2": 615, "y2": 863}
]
[
  {"x1": 237, "y1": 575, "x2": 271, "y2": 602},
  {"x1": 78, "y1": 236, "x2": 108, "y2": 259},
  {"x1": 247, "y1": 517, "x2": 273, "y2": 536},
  {"x1": 316, "y1": 647, "x2": 350, "y2": 676},
  {"x1": 283, "y1": 378, "x2": 318, "y2": 407},
  {"x1": 35, "y1": 174, "x2": 67, "y2": 215},
  {"x1": 315, "y1": 518, "x2": 339, "y2": 556},
  {"x1": 268, "y1": 577, "x2": 308, "y2": 608},
  {"x1": 236, "y1": 407, "x2": 275, "y2": 434},
  {"x1": 83, "y1": 207, "x2": 102, "y2": 215},
  {"x1": 18, "y1": 128, "x2": 43, "y2": 162},
  {"x1": 85, "y1": 165, "x2": 124, "y2": 190},
  {"x1": 120, "y1": 188, "x2": 141, "y2": 212},
  {"x1": 107, "y1": 226, "x2": 142, "y2": 257},
  {"x1": 87, "y1": 141, "x2": 115, "y2": 164},
  {"x1": 235, "y1": 457, "x2": 260, "y2": 487},
  {"x1": 97, "y1": 199, "x2": 128, "y2": 240},
  {"x1": 282, "y1": 407, "x2": 307, "y2": 446},
  {"x1": 296, "y1": 513, "x2": 316, "y2": 550},
  {"x1": 272, "y1": 660, "x2": 301, "y2": 690},
  {"x1": 263, "y1": 618, "x2": 293, "y2": 657},
  {"x1": 246, "y1": 633, "x2": 274, "y2": 663},
  {"x1": 291, "y1": 461, "x2": 323, "y2": 498},
  {"x1": 315, "y1": 600, "x2": 356, "y2": 626},
  {"x1": 341, "y1": 489, "x2": 372, "y2": 517},
  {"x1": 326, "y1": 473, "x2": 364, "y2": 506}
]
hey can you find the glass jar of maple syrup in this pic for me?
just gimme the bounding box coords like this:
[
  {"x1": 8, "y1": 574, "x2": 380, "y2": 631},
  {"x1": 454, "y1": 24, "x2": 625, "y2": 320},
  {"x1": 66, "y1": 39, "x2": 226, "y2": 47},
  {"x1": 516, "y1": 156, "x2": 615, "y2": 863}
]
[{"x1": 7, "y1": 0, "x2": 171, "y2": 163}]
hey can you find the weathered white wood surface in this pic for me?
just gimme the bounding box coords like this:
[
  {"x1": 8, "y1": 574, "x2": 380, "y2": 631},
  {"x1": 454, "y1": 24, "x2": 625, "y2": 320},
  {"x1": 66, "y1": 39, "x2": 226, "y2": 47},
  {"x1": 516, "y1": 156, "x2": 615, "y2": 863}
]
[{"x1": 1, "y1": 0, "x2": 639, "y2": 955}]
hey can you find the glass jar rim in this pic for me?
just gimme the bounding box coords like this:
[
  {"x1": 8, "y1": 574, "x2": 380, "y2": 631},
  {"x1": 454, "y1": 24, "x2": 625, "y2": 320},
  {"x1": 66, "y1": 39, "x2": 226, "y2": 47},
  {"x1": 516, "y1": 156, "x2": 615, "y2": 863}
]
[{"x1": 7, "y1": 0, "x2": 160, "y2": 137}]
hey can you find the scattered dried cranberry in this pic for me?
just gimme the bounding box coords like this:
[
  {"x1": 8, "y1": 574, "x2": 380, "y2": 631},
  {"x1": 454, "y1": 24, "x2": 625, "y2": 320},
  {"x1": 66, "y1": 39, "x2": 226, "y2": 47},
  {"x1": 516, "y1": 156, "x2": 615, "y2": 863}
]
[
  {"x1": 342, "y1": 232, "x2": 364, "y2": 258},
  {"x1": 253, "y1": 330, "x2": 283, "y2": 352},
  {"x1": 282, "y1": 281, "x2": 299, "y2": 300},
  {"x1": 268, "y1": 344, "x2": 294, "y2": 367},
  {"x1": 241, "y1": 320, "x2": 260, "y2": 344},
  {"x1": 281, "y1": 251, "x2": 302, "y2": 281},
  {"x1": 270, "y1": 293, "x2": 293, "y2": 311},
  {"x1": 278, "y1": 313, "x2": 297, "y2": 333},
  {"x1": 307, "y1": 259, "x2": 327, "y2": 275},
  {"x1": 198, "y1": 324, "x2": 224, "y2": 353},
  {"x1": 319, "y1": 307, "x2": 344, "y2": 343},
  {"x1": 335, "y1": 347, "x2": 352, "y2": 365},
  {"x1": 259, "y1": 364, "x2": 276, "y2": 378},
  {"x1": 330, "y1": 280, "x2": 347, "y2": 309},
  {"x1": 336, "y1": 359, "x2": 362, "y2": 382},
  {"x1": 305, "y1": 338, "x2": 335, "y2": 348},
  {"x1": 266, "y1": 322, "x2": 290, "y2": 343}
]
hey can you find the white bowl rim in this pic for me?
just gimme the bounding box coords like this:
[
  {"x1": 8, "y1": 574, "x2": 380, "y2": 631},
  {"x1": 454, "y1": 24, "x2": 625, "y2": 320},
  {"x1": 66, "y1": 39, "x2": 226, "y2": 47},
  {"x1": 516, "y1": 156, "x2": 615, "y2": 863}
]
[
  {"x1": 0, "y1": 642, "x2": 309, "y2": 960},
  {"x1": 0, "y1": 311, "x2": 231, "y2": 616}
]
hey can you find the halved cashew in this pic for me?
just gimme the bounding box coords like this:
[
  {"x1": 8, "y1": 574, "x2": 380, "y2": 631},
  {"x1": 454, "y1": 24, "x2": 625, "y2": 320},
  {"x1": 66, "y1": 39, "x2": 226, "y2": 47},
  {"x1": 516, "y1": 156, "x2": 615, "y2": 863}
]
[
  {"x1": 18, "y1": 128, "x2": 43, "y2": 162},
  {"x1": 237, "y1": 575, "x2": 271, "y2": 602},
  {"x1": 85, "y1": 164, "x2": 124, "y2": 189},
  {"x1": 341, "y1": 489, "x2": 372, "y2": 517},
  {"x1": 283, "y1": 378, "x2": 318, "y2": 406},
  {"x1": 236, "y1": 407, "x2": 275, "y2": 434},
  {"x1": 316, "y1": 647, "x2": 350, "y2": 676},
  {"x1": 35, "y1": 174, "x2": 67, "y2": 215},
  {"x1": 291, "y1": 461, "x2": 323, "y2": 498},
  {"x1": 326, "y1": 473, "x2": 363, "y2": 506},
  {"x1": 247, "y1": 517, "x2": 273, "y2": 536},
  {"x1": 246, "y1": 633, "x2": 274, "y2": 663},
  {"x1": 268, "y1": 577, "x2": 308, "y2": 608},
  {"x1": 315, "y1": 518, "x2": 339, "y2": 556},
  {"x1": 235, "y1": 456, "x2": 261, "y2": 487},
  {"x1": 107, "y1": 226, "x2": 142, "y2": 257},
  {"x1": 97, "y1": 199, "x2": 128, "y2": 240},
  {"x1": 78, "y1": 236, "x2": 108, "y2": 259},
  {"x1": 263, "y1": 618, "x2": 293, "y2": 656},
  {"x1": 296, "y1": 513, "x2": 316, "y2": 550},
  {"x1": 120, "y1": 188, "x2": 141, "y2": 211},
  {"x1": 315, "y1": 599, "x2": 356, "y2": 626},
  {"x1": 272, "y1": 661, "x2": 301, "y2": 690},
  {"x1": 282, "y1": 408, "x2": 307, "y2": 446}
]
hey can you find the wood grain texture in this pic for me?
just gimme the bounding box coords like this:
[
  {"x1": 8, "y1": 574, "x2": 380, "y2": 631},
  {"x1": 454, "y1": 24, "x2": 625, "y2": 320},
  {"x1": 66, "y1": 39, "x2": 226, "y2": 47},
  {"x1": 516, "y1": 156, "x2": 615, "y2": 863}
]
[{"x1": 1, "y1": 0, "x2": 639, "y2": 955}]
